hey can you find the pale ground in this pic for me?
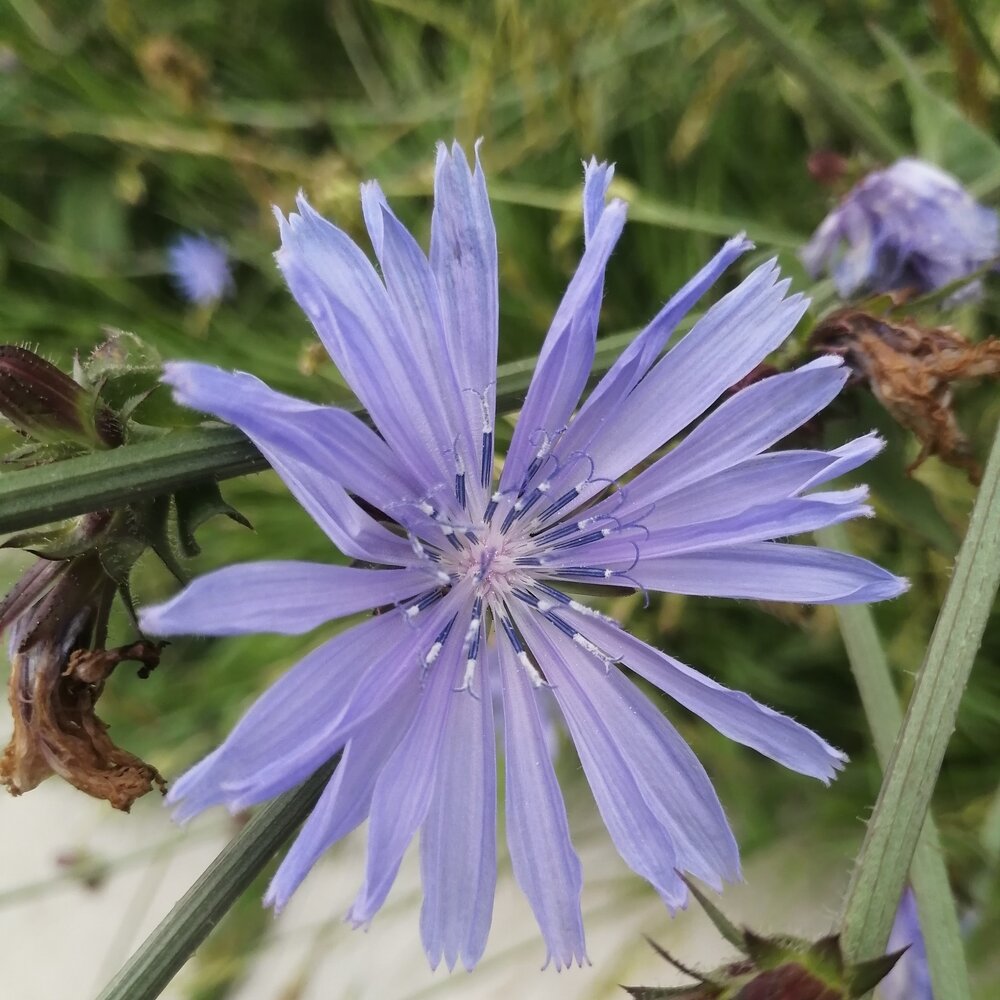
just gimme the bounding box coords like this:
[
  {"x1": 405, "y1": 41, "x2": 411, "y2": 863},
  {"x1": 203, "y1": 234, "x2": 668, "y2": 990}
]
[{"x1": 0, "y1": 737, "x2": 851, "y2": 1000}]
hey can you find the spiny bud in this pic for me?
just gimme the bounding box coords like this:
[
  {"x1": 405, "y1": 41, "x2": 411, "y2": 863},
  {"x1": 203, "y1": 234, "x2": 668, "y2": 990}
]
[
  {"x1": 0, "y1": 345, "x2": 122, "y2": 447},
  {"x1": 622, "y1": 879, "x2": 904, "y2": 1000}
]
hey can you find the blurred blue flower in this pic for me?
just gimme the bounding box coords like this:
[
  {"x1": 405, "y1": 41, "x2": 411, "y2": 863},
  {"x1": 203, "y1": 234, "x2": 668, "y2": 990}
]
[
  {"x1": 801, "y1": 158, "x2": 998, "y2": 302},
  {"x1": 167, "y1": 234, "x2": 233, "y2": 305},
  {"x1": 141, "y1": 143, "x2": 906, "y2": 971},
  {"x1": 883, "y1": 888, "x2": 933, "y2": 1000}
]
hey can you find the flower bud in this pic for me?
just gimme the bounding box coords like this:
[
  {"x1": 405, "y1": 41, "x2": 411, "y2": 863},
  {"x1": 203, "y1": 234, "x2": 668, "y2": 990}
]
[
  {"x1": 623, "y1": 879, "x2": 904, "y2": 1000},
  {"x1": 0, "y1": 345, "x2": 122, "y2": 446}
]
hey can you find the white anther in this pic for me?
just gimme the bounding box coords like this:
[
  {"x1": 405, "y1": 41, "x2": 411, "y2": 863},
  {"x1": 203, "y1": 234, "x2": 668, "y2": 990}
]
[
  {"x1": 464, "y1": 617, "x2": 481, "y2": 643},
  {"x1": 517, "y1": 650, "x2": 545, "y2": 687},
  {"x1": 538, "y1": 481, "x2": 551, "y2": 493},
  {"x1": 492, "y1": 491, "x2": 503, "y2": 502},
  {"x1": 514, "y1": 499, "x2": 525, "y2": 512},
  {"x1": 569, "y1": 599, "x2": 617, "y2": 624},
  {"x1": 573, "y1": 632, "x2": 616, "y2": 669},
  {"x1": 405, "y1": 605, "x2": 421, "y2": 620},
  {"x1": 418, "y1": 500, "x2": 435, "y2": 515},
  {"x1": 536, "y1": 599, "x2": 554, "y2": 613},
  {"x1": 460, "y1": 658, "x2": 477, "y2": 690},
  {"x1": 435, "y1": 570, "x2": 451, "y2": 585},
  {"x1": 424, "y1": 642, "x2": 443, "y2": 667},
  {"x1": 603, "y1": 569, "x2": 613, "y2": 579},
  {"x1": 601, "y1": 527, "x2": 612, "y2": 537}
]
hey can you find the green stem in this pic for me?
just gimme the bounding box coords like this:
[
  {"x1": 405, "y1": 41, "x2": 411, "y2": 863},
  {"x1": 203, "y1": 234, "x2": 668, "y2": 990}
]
[
  {"x1": 95, "y1": 760, "x2": 335, "y2": 1000},
  {"x1": 818, "y1": 524, "x2": 971, "y2": 1000},
  {"x1": 838, "y1": 420, "x2": 1000, "y2": 967},
  {"x1": 718, "y1": 0, "x2": 904, "y2": 162}
]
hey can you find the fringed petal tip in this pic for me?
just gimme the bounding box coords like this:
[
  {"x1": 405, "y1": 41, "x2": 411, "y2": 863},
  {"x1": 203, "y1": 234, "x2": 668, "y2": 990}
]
[
  {"x1": 262, "y1": 880, "x2": 290, "y2": 915},
  {"x1": 541, "y1": 948, "x2": 592, "y2": 973},
  {"x1": 818, "y1": 747, "x2": 850, "y2": 787},
  {"x1": 725, "y1": 231, "x2": 755, "y2": 257}
]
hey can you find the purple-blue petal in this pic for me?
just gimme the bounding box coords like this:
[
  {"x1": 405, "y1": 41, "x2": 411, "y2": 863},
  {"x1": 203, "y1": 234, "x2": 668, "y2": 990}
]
[
  {"x1": 275, "y1": 195, "x2": 457, "y2": 495},
  {"x1": 515, "y1": 607, "x2": 739, "y2": 893},
  {"x1": 140, "y1": 561, "x2": 433, "y2": 637},
  {"x1": 348, "y1": 597, "x2": 473, "y2": 925},
  {"x1": 497, "y1": 636, "x2": 587, "y2": 970},
  {"x1": 616, "y1": 356, "x2": 849, "y2": 514},
  {"x1": 501, "y1": 161, "x2": 627, "y2": 490},
  {"x1": 165, "y1": 612, "x2": 414, "y2": 819},
  {"x1": 162, "y1": 362, "x2": 416, "y2": 564},
  {"x1": 430, "y1": 140, "x2": 499, "y2": 484},
  {"x1": 265, "y1": 677, "x2": 420, "y2": 911},
  {"x1": 562, "y1": 609, "x2": 846, "y2": 782},
  {"x1": 420, "y1": 647, "x2": 497, "y2": 971},
  {"x1": 630, "y1": 542, "x2": 909, "y2": 604},
  {"x1": 882, "y1": 888, "x2": 933, "y2": 1000}
]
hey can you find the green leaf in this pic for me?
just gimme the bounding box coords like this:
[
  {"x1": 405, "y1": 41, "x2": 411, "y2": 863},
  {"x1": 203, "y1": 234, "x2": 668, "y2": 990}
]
[
  {"x1": 174, "y1": 481, "x2": 252, "y2": 558},
  {"x1": 837, "y1": 418, "x2": 1000, "y2": 987},
  {"x1": 874, "y1": 27, "x2": 1000, "y2": 183},
  {"x1": 95, "y1": 759, "x2": 336, "y2": 1000},
  {"x1": 680, "y1": 874, "x2": 745, "y2": 951},
  {"x1": 848, "y1": 949, "x2": 907, "y2": 997}
]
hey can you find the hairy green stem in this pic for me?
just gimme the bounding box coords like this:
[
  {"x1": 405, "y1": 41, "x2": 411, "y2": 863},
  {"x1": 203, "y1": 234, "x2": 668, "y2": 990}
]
[
  {"x1": 838, "y1": 420, "x2": 1000, "y2": 966},
  {"x1": 818, "y1": 524, "x2": 971, "y2": 1000},
  {"x1": 95, "y1": 760, "x2": 335, "y2": 1000}
]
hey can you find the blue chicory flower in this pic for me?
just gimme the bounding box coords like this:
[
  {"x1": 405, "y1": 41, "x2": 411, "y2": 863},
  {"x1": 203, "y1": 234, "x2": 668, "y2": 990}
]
[
  {"x1": 801, "y1": 158, "x2": 999, "y2": 302},
  {"x1": 882, "y1": 888, "x2": 933, "y2": 1000},
  {"x1": 167, "y1": 233, "x2": 234, "y2": 305},
  {"x1": 141, "y1": 142, "x2": 907, "y2": 971}
]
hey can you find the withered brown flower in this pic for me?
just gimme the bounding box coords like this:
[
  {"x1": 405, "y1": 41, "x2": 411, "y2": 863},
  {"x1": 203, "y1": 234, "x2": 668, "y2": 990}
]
[
  {"x1": 810, "y1": 308, "x2": 1000, "y2": 483},
  {"x1": 0, "y1": 548, "x2": 165, "y2": 811}
]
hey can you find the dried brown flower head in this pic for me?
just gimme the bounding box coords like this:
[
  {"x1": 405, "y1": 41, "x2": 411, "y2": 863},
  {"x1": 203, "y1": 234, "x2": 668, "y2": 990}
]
[
  {"x1": 0, "y1": 551, "x2": 165, "y2": 811},
  {"x1": 810, "y1": 308, "x2": 1000, "y2": 483}
]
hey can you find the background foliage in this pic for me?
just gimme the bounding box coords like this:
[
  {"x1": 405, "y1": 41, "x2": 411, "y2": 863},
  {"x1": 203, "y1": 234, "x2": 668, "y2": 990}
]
[{"x1": 0, "y1": 0, "x2": 998, "y2": 997}]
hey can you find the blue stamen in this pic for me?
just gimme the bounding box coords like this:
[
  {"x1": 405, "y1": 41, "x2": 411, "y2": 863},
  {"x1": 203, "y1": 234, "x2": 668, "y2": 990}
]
[
  {"x1": 551, "y1": 529, "x2": 606, "y2": 551},
  {"x1": 480, "y1": 430, "x2": 493, "y2": 488},
  {"x1": 537, "y1": 488, "x2": 579, "y2": 523}
]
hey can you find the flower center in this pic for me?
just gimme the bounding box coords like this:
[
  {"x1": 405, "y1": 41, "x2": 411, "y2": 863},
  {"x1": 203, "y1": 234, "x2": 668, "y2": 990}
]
[{"x1": 446, "y1": 536, "x2": 520, "y2": 599}]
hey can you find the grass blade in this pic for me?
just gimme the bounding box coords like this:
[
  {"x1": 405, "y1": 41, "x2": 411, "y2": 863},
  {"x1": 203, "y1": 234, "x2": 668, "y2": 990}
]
[{"x1": 719, "y1": 0, "x2": 904, "y2": 162}]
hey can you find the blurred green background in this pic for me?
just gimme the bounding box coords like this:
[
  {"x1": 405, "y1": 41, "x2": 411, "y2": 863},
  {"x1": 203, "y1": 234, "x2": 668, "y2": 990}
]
[{"x1": 1, "y1": 0, "x2": 999, "y2": 997}]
